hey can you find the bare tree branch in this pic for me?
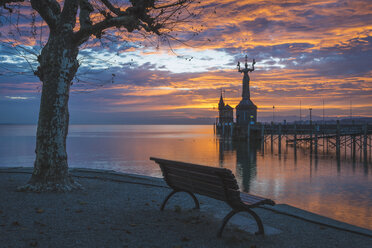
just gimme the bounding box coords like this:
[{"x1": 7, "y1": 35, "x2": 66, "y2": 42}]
[
  {"x1": 73, "y1": 0, "x2": 198, "y2": 47},
  {"x1": 153, "y1": 0, "x2": 188, "y2": 10},
  {"x1": 0, "y1": 0, "x2": 24, "y2": 12},
  {"x1": 76, "y1": 0, "x2": 94, "y2": 44},
  {"x1": 0, "y1": 0, "x2": 23, "y2": 4},
  {"x1": 99, "y1": 0, "x2": 125, "y2": 16},
  {"x1": 74, "y1": 14, "x2": 137, "y2": 45},
  {"x1": 60, "y1": 0, "x2": 78, "y2": 29},
  {"x1": 30, "y1": 0, "x2": 61, "y2": 29},
  {"x1": 79, "y1": 0, "x2": 93, "y2": 29}
]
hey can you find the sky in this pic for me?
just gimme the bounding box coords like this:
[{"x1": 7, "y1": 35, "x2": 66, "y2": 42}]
[{"x1": 0, "y1": 0, "x2": 371, "y2": 124}]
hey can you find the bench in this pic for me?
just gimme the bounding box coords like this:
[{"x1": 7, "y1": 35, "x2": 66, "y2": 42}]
[{"x1": 150, "y1": 157, "x2": 275, "y2": 237}]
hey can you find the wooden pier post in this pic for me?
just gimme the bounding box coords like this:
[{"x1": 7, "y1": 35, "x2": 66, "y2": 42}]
[
  {"x1": 322, "y1": 127, "x2": 325, "y2": 154},
  {"x1": 360, "y1": 135, "x2": 363, "y2": 160},
  {"x1": 278, "y1": 124, "x2": 282, "y2": 154},
  {"x1": 344, "y1": 136, "x2": 347, "y2": 157},
  {"x1": 247, "y1": 122, "x2": 251, "y2": 142},
  {"x1": 352, "y1": 133, "x2": 356, "y2": 159},
  {"x1": 271, "y1": 123, "x2": 274, "y2": 153},
  {"x1": 310, "y1": 125, "x2": 313, "y2": 153},
  {"x1": 230, "y1": 123, "x2": 233, "y2": 137},
  {"x1": 336, "y1": 120, "x2": 340, "y2": 158},
  {"x1": 314, "y1": 125, "x2": 318, "y2": 154},
  {"x1": 294, "y1": 125, "x2": 297, "y2": 156},
  {"x1": 261, "y1": 125, "x2": 265, "y2": 152},
  {"x1": 363, "y1": 124, "x2": 367, "y2": 161},
  {"x1": 369, "y1": 135, "x2": 372, "y2": 161}
]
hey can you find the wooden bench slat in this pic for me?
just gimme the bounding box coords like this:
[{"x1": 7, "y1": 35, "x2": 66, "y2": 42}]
[
  {"x1": 240, "y1": 193, "x2": 267, "y2": 201},
  {"x1": 240, "y1": 193, "x2": 275, "y2": 206},
  {"x1": 166, "y1": 172, "x2": 224, "y2": 190},
  {"x1": 166, "y1": 175, "x2": 241, "y2": 203},
  {"x1": 241, "y1": 198, "x2": 262, "y2": 205},
  {"x1": 240, "y1": 193, "x2": 273, "y2": 202},
  {"x1": 154, "y1": 157, "x2": 232, "y2": 175},
  {"x1": 162, "y1": 166, "x2": 238, "y2": 190},
  {"x1": 163, "y1": 166, "x2": 223, "y2": 183},
  {"x1": 166, "y1": 174, "x2": 228, "y2": 201}
]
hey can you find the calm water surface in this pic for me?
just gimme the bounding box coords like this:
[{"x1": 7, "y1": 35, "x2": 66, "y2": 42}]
[{"x1": 0, "y1": 124, "x2": 371, "y2": 230}]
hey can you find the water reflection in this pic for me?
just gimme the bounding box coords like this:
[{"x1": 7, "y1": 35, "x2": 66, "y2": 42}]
[
  {"x1": 236, "y1": 142, "x2": 259, "y2": 192},
  {"x1": 219, "y1": 139, "x2": 260, "y2": 192},
  {"x1": 216, "y1": 135, "x2": 372, "y2": 230},
  {"x1": 0, "y1": 125, "x2": 371, "y2": 230}
]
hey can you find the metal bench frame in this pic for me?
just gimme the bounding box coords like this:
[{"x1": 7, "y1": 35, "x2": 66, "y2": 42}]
[{"x1": 150, "y1": 157, "x2": 275, "y2": 237}]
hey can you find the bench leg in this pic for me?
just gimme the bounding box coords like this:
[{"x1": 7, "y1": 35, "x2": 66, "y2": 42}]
[
  {"x1": 160, "y1": 190, "x2": 200, "y2": 211},
  {"x1": 217, "y1": 209, "x2": 265, "y2": 238},
  {"x1": 217, "y1": 210, "x2": 237, "y2": 237},
  {"x1": 160, "y1": 190, "x2": 178, "y2": 211},
  {"x1": 246, "y1": 208, "x2": 265, "y2": 235}
]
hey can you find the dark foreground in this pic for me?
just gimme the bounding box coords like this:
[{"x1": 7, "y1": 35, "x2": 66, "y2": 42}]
[{"x1": 1, "y1": 168, "x2": 371, "y2": 248}]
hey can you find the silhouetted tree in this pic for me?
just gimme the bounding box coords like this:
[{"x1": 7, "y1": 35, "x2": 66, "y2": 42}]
[{"x1": 1, "y1": 0, "x2": 199, "y2": 191}]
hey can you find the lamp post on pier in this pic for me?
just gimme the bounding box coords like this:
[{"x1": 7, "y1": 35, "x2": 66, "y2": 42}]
[{"x1": 309, "y1": 108, "x2": 313, "y2": 125}]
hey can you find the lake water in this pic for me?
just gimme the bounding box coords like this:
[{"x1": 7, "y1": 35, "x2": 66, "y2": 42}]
[{"x1": 0, "y1": 124, "x2": 371, "y2": 230}]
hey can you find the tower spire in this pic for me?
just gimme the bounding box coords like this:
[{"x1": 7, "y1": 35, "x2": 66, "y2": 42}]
[{"x1": 218, "y1": 90, "x2": 225, "y2": 110}]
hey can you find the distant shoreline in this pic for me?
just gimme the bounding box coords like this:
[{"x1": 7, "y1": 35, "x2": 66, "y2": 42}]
[{"x1": 1, "y1": 116, "x2": 371, "y2": 125}]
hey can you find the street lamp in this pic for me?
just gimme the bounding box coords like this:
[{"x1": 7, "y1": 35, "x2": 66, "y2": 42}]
[{"x1": 309, "y1": 108, "x2": 313, "y2": 125}]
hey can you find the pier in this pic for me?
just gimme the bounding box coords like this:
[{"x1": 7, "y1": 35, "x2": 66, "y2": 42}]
[
  {"x1": 215, "y1": 121, "x2": 372, "y2": 161},
  {"x1": 215, "y1": 55, "x2": 372, "y2": 161}
]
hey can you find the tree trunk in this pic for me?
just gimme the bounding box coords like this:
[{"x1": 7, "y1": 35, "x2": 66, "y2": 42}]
[{"x1": 18, "y1": 33, "x2": 81, "y2": 192}]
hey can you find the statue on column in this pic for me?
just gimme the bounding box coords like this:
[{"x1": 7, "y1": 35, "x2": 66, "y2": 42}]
[{"x1": 237, "y1": 55, "x2": 255, "y2": 100}]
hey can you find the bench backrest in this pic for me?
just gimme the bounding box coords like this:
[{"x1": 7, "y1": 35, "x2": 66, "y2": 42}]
[{"x1": 150, "y1": 157, "x2": 241, "y2": 203}]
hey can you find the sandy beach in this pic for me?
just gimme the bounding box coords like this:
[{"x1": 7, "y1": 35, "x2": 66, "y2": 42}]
[{"x1": 1, "y1": 167, "x2": 371, "y2": 248}]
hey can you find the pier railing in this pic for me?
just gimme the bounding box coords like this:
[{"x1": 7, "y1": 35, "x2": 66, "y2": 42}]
[{"x1": 215, "y1": 121, "x2": 372, "y2": 161}]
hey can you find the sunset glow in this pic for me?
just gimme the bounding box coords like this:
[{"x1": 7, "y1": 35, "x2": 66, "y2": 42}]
[{"x1": 0, "y1": 0, "x2": 371, "y2": 124}]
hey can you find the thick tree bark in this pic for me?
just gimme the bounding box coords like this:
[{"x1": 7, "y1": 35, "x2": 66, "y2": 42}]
[{"x1": 18, "y1": 32, "x2": 81, "y2": 192}]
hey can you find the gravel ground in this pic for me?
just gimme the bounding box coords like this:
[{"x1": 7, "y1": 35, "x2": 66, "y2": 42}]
[{"x1": 0, "y1": 168, "x2": 371, "y2": 248}]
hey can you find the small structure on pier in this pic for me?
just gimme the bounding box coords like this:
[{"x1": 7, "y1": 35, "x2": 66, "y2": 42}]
[
  {"x1": 215, "y1": 58, "x2": 372, "y2": 158},
  {"x1": 218, "y1": 93, "x2": 234, "y2": 123},
  {"x1": 216, "y1": 55, "x2": 258, "y2": 126},
  {"x1": 236, "y1": 56, "x2": 257, "y2": 124},
  {"x1": 216, "y1": 55, "x2": 260, "y2": 140}
]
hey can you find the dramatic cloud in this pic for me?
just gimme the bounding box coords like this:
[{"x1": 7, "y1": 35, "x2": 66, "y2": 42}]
[{"x1": 0, "y1": 0, "x2": 371, "y2": 123}]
